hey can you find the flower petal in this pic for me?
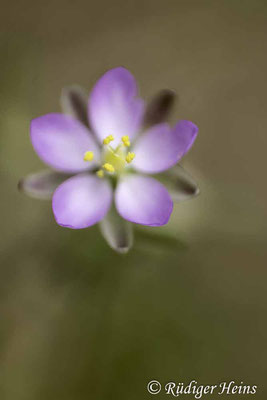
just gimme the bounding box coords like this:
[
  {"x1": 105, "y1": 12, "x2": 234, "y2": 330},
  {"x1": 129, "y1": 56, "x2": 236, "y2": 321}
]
[
  {"x1": 143, "y1": 89, "x2": 176, "y2": 127},
  {"x1": 99, "y1": 203, "x2": 133, "y2": 253},
  {"x1": 132, "y1": 120, "x2": 198, "y2": 174},
  {"x1": 61, "y1": 85, "x2": 90, "y2": 128},
  {"x1": 115, "y1": 175, "x2": 173, "y2": 226},
  {"x1": 18, "y1": 170, "x2": 70, "y2": 200},
  {"x1": 31, "y1": 113, "x2": 100, "y2": 173},
  {"x1": 132, "y1": 123, "x2": 176, "y2": 173},
  {"x1": 88, "y1": 67, "x2": 144, "y2": 145},
  {"x1": 52, "y1": 174, "x2": 112, "y2": 229},
  {"x1": 174, "y1": 120, "x2": 199, "y2": 159},
  {"x1": 157, "y1": 165, "x2": 200, "y2": 202}
]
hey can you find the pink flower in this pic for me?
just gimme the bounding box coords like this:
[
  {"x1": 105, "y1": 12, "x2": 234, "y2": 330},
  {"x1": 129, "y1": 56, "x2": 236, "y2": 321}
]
[{"x1": 19, "y1": 67, "x2": 199, "y2": 252}]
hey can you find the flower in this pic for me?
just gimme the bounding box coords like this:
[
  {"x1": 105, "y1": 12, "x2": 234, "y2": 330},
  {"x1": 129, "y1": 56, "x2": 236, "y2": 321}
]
[{"x1": 19, "y1": 67, "x2": 199, "y2": 252}]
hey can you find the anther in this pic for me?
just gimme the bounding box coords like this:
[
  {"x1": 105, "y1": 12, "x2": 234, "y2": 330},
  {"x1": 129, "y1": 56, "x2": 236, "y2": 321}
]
[
  {"x1": 125, "y1": 152, "x2": 135, "y2": 163},
  {"x1": 122, "y1": 135, "x2": 131, "y2": 147},
  {"x1": 103, "y1": 135, "x2": 114, "y2": 145},
  {"x1": 96, "y1": 170, "x2": 104, "y2": 178},
  {"x1": 83, "y1": 151, "x2": 94, "y2": 161},
  {"x1": 102, "y1": 163, "x2": 115, "y2": 173}
]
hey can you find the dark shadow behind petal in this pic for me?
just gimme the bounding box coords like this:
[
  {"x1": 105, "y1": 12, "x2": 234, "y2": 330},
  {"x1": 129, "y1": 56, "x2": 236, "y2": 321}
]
[
  {"x1": 18, "y1": 170, "x2": 71, "y2": 200},
  {"x1": 158, "y1": 164, "x2": 200, "y2": 202},
  {"x1": 143, "y1": 89, "x2": 176, "y2": 127},
  {"x1": 99, "y1": 203, "x2": 133, "y2": 253},
  {"x1": 60, "y1": 85, "x2": 90, "y2": 128}
]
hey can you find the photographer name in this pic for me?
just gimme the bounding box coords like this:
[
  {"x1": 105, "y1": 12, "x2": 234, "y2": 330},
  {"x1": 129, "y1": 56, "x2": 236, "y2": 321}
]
[
  {"x1": 165, "y1": 381, "x2": 257, "y2": 398},
  {"x1": 147, "y1": 380, "x2": 257, "y2": 397}
]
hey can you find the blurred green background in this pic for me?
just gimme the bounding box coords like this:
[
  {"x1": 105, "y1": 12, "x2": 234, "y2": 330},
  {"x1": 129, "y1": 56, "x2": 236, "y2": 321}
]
[{"x1": 0, "y1": 0, "x2": 267, "y2": 399}]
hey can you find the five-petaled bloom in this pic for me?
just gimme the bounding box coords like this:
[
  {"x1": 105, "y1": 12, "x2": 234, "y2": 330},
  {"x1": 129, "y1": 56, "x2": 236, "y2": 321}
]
[{"x1": 19, "y1": 67, "x2": 199, "y2": 252}]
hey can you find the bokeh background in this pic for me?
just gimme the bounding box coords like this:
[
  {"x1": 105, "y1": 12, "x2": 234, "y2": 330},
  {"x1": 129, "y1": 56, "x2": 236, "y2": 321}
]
[{"x1": 1, "y1": 0, "x2": 267, "y2": 398}]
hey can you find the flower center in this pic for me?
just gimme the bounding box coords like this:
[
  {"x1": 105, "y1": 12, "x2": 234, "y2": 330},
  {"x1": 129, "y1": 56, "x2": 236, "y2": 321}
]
[{"x1": 83, "y1": 135, "x2": 135, "y2": 178}]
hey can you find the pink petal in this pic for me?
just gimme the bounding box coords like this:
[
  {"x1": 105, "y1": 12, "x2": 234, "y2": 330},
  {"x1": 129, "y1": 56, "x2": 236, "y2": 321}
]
[
  {"x1": 88, "y1": 67, "x2": 144, "y2": 146},
  {"x1": 31, "y1": 113, "x2": 100, "y2": 173},
  {"x1": 132, "y1": 121, "x2": 198, "y2": 174},
  {"x1": 52, "y1": 174, "x2": 112, "y2": 229},
  {"x1": 115, "y1": 174, "x2": 173, "y2": 226}
]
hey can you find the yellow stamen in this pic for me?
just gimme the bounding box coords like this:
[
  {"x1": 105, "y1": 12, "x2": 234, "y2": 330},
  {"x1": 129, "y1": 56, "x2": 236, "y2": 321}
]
[
  {"x1": 83, "y1": 151, "x2": 94, "y2": 161},
  {"x1": 125, "y1": 152, "x2": 135, "y2": 164},
  {"x1": 96, "y1": 169, "x2": 104, "y2": 178},
  {"x1": 103, "y1": 135, "x2": 114, "y2": 145},
  {"x1": 102, "y1": 163, "x2": 115, "y2": 173},
  {"x1": 122, "y1": 135, "x2": 130, "y2": 147}
]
